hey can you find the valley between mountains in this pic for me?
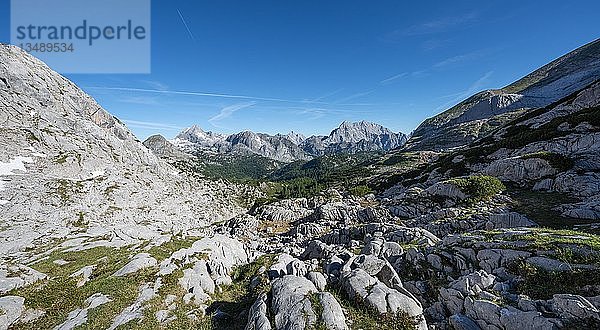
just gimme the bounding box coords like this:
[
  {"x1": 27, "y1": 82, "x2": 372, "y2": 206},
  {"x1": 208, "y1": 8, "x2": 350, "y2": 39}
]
[{"x1": 1, "y1": 39, "x2": 600, "y2": 330}]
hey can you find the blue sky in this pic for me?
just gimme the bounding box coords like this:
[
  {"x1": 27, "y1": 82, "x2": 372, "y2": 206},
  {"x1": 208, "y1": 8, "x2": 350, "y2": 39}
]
[{"x1": 1, "y1": 1, "x2": 599, "y2": 140}]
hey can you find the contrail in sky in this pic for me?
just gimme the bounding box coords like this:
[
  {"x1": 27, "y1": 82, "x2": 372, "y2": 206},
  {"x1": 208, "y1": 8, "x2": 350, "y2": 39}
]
[
  {"x1": 84, "y1": 86, "x2": 392, "y2": 107},
  {"x1": 177, "y1": 9, "x2": 195, "y2": 40}
]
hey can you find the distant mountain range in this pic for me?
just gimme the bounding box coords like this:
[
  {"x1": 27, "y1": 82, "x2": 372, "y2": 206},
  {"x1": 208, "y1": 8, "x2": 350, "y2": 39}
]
[
  {"x1": 149, "y1": 40, "x2": 600, "y2": 161},
  {"x1": 162, "y1": 120, "x2": 408, "y2": 162}
]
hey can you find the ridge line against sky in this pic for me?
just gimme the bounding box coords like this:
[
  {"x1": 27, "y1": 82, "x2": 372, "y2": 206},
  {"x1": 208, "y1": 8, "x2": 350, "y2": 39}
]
[{"x1": 1, "y1": 0, "x2": 598, "y2": 140}]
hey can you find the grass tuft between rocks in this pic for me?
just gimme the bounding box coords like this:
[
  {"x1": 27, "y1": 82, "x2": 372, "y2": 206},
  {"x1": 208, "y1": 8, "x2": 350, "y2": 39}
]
[
  {"x1": 328, "y1": 286, "x2": 418, "y2": 330},
  {"x1": 207, "y1": 254, "x2": 275, "y2": 330},
  {"x1": 509, "y1": 261, "x2": 600, "y2": 300}
]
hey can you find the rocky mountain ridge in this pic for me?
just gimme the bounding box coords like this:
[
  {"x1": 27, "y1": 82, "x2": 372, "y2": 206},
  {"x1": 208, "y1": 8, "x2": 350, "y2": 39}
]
[
  {"x1": 406, "y1": 38, "x2": 600, "y2": 151},
  {"x1": 170, "y1": 121, "x2": 407, "y2": 162},
  {"x1": 0, "y1": 44, "x2": 250, "y2": 260}
]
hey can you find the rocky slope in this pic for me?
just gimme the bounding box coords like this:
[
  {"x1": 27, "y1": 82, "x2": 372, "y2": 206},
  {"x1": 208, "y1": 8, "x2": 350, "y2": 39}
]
[
  {"x1": 0, "y1": 44, "x2": 249, "y2": 261},
  {"x1": 170, "y1": 121, "x2": 407, "y2": 162},
  {"x1": 407, "y1": 38, "x2": 600, "y2": 151}
]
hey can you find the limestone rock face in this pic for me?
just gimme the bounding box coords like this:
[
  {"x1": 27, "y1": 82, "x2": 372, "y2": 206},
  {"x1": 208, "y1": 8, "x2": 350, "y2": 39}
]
[
  {"x1": 142, "y1": 134, "x2": 189, "y2": 160},
  {"x1": 0, "y1": 44, "x2": 245, "y2": 260},
  {"x1": 483, "y1": 158, "x2": 557, "y2": 183},
  {"x1": 268, "y1": 275, "x2": 349, "y2": 330},
  {"x1": 0, "y1": 265, "x2": 46, "y2": 294},
  {"x1": 0, "y1": 296, "x2": 25, "y2": 330},
  {"x1": 246, "y1": 293, "x2": 272, "y2": 330},
  {"x1": 551, "y1": 294, "x2": 600, "y2": 320},
  {"x1": 300, "y1": 121, "x2": 408, "y2": 156},
  {"x1": 113, "y1": 253, "x2": 158, "y2": 277},
  {"x1": 270, "y1": 275, "x2": 318, "y2": 330}
]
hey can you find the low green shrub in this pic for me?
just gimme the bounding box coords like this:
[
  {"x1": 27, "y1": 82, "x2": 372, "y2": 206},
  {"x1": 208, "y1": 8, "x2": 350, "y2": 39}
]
[
  {"x1": 348, "y1": 185, "x2": 373, "y2": 196},
  {"x1": 446, "y1": 175, "x2": 505, "y2": 204},
  {"x1": 521, "y1": 151, "x2": 574, "y2": 172}
]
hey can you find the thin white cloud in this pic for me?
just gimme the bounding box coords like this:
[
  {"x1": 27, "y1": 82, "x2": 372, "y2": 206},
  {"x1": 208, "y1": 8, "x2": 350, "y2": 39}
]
[
  {"x1": 177, "y1": 9, "x2": 196, "y2": 41},
  {"x1": 87, "y1": 86, "x2": 299, "y2": 103},
  {"x1": 403, "y1": 11, "x2": 479, "y2": 36},
  {"x1": 309, "y1": 88, "x2": 344, "y2": 102},
  {"x1": 433, "y1": 49, "x2": 487, "y2": 69},
  {"x1": 335, "y1": 89, "x2": 376, "y2": 104},
  {"x1": 143, "y1": 80, "x2": 169, "y2": 91},
  {"x1": 435, "y1": 71, "x2": 494, "y2": 111},
  {"x1": 411, "y1": 70, "x2": 429, "y2": 78},
  {"x1": 118, "y1": 96, "x2": 160, "y2": 106},
  {"x1": 420, "y1": 38, "x2": 450, "y2": 51},
  {"x1": 122, "y1": 119, "x2": 183, "y2": 131},
  {"x1": 208, "y1": 102, "x2": 256, "y2": 128},
  {"x1": 380, "y1": 72, "x2": 408, "y2": 85},
  {"x1": 382, "y1": 11, "x2": 479, "y2": 43},
  {"x1": 298, "y1": 108, "x2": 326, "y2": 120}
]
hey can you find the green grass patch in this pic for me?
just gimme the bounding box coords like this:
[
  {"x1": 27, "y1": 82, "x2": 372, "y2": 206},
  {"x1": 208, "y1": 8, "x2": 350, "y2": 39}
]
[
  {"x1": 508, "y1": 189, "x2": 597, "y2": 230},
  {"x1": 497, "y1": 106, "x2": 600, "y2": 151},
  {"x1": 112, "y1": 268, "x2": 214, "y2": 330},
  {"x1": 509, "y1": 261, "x2": 600, "y2": 300},
  {"x1": 328, "y1": 286, "x2": 417, "y2": 330},
  {"x1": 507, "y1": 228, "x2": 600, "y2": 253},
  {"x1": 11, "y1": 246, "x2": 157, "y2": 330}
]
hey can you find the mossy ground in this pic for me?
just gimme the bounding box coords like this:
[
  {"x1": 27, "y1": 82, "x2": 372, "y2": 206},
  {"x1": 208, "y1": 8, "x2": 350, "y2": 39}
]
[
  {"x1": 146, "y1": 236, "x2": 199, "y2": 262},
  {"x1": 520, "y1": 151, "x2": 574, "y2": 172},
  {"x1": 348, "y1": 185, "x2": 373, "y2": 197},
  {"x1": 9, "y1": 239, "x2": 215, "y2": 330},
  {"x1": 11, "y1": 246, "x2": 154, "y2": 329},
  {"x1": 506, "y1": 228, "x2": 600, "y2": 257},
  {"x1": 508, "y1": 189, "x2": 598, "y2": 231},
  {"x1": 484, "y1": 228, "x2": 600, "y2": 300},
  {"x1": 509, "y1": 261, "x2": 600, "y2": 300}
]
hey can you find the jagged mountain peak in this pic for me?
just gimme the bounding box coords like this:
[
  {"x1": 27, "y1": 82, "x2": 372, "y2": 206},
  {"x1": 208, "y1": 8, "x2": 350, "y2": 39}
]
[
  {"x1": 278, "y1": 131, "x2": 306, "y2": 145},
  {"x1": 181, "y1": 124, "x2": 205, "y2": 135},
  {"x1": 327, "y1": 120, "x2": 398, "y2": 144},
  {"x1": 333, "y1": 120, "x2": 391, "y2": 132},
  {"x1": 300, "y1": 120, "x2": 407, "y2": 156},
  {"x1": 174, "y1": 124, "x2": 225, "y2": 148}
]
